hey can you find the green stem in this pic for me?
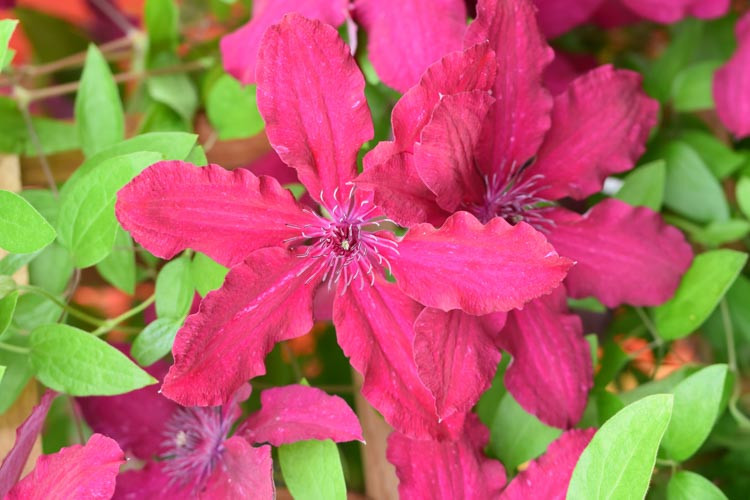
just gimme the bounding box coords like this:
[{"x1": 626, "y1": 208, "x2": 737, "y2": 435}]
[
  {"x1": 720, "y1": 298, "x2": 750, "y2": 430},
  {"x1": 635, "y1": 307, "x2": 663, "y2": 346},
  {"x1": 0, "y1": 341, "x2": 30, "y2": 354},
  {"x1": 19, "y1": 285, "x2": 106, "y2": 326},
  {"x1": 91, "y1": 295, "x2": 155, "y2": 336}
]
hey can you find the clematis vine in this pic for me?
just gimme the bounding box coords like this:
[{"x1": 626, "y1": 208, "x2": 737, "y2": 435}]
[
  {"x1": 221, "y1": 0, "x2": 468, "y2": 93},
  {"x1": 116, "y1": 13, "x2": 570, "y2": 439},
  {"x1": 714, "y1": 11, "x2": 750, "y2": 139},
  {"x1": 359, "y1": 0, "x2": 693, "y2": 429},
  {"x1": 77, "y1": 356, "x2": 363, "y2": 499},
  {"x1": 0, "y1": 391, "x2": 124, "y2": 500}
]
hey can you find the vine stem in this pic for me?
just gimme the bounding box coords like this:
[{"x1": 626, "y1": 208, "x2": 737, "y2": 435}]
[
  {"x1": 91, "y1": 294, "x2": 155, "y2": 336},
  {"x1": 720, "y1": 298, "x2": 750, "y2": 430},
  {"x1": 19, "y1": 285, "x2": 106, "y2": 326},
  {"x1": 0, "y1": 341, "x2": 30, "y2": 354}
]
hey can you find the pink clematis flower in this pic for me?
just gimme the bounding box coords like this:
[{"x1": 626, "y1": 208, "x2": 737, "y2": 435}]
[
  {"x1": 220, "y1": 0, "x2": 469, "y2": 93},
  {"x1": 714, "y1": 12, "x2": 750, "y2": 138},
  {"x1": 77, "y1": 358, "x2": 362, "y2": 499},
  {"x1": 359, "y1": 0, "x2": 693, "y2": 428},
  {"x1": 532, "y1": 0, "x2": 729, "y2": 37},
  {"x1": 116, "y1": 13, "x2": 570, "y2": 439},
  {"x1": 0, "y1": 391, "x2": 125, "y2": 500}
]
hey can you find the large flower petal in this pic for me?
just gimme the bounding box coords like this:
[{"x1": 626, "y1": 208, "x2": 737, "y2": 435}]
[
  {"x1": 78, "y1": 359, "x2": 178, "y2": 460},
  {"x1": 714, "y1": 12, "x2": 750, "y2": 139},
  {"x1": 501, "y1": 428, "x2": 595, "y2": 499},
  {"x1": 201, "y1": 439, "x2": 274, "y2": 500},
  {"x1": 116, "y1": 161, "x2": 311, "y2": 268},
  {"x1": 0, "y1": 391, "x2": 56, "y2": 497},
  {"x1": 533, "y1": 0, "x2": 604, "y2": 38},
  {"x1": 334, "y1": 276, "x2": 464, "y2": 439},
  {"x1": 414, "y1": 309, "x2": 506, "y2": 420},
  {"x1": 414, "y1": 90, "x2": 494, "y2": 212},
  {"x1": 620, "y1": 0, "x2": 728, "y2": 23},
  {"x1": 353, "y1": 0, "x2": 467, "y2": 93},
  {"x1": 392, "y1": 211, "x2": 571, "y2": 315},
  {"x1": 499, "y1": 288, "x2": 592, "y2": 429},
  {"x1": 238, "y1": 385, "x2": 363, "y2": 446},
  {"x1": 387, "y1": 414, "x2": 506, "y2": 500},
  {"x1": 464, "y1": 0, "x2": 554, "y2": 177},
  {"x1": 356, "y1": 149, "x2": 448, "y2": 227},
  {"x1": 256, "y1": 14, "x2": 373, "y2": 206},
  {"x1": 6, "y1": 434, "x2": 123, "y2": 500},
  {"x1": 528, "y1": 66, "x2": 658, "y2": 200},
  {"x1": 161, "y1": 247, "x2": 317, "y2": 407},
  {"x1": 548, "y1": 200, "x2": 693, "y2": 307},
  {"x1": 114, "y1": 462, "x2": 182, "y2": 500},
  {"x1": 220, "y1": 0, "x2": 348, "y2": 85}
]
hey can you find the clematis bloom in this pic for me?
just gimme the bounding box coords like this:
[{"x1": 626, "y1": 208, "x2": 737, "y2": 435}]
[
  {"x1": 360, "y1": 0, "x2": 692, "y2": 428},
  {"x1": 714, "y1": 12, "x2": 750, "y2": 139},
  {"x1": 117, "y1": 13, "x2": 570, "y2": 439},
  {"x1": 0, "y1": 391, "x2": 124, "y2": 500},
  {"x1": 78, "y1": 357, "x2": 363, "y2": 499}
]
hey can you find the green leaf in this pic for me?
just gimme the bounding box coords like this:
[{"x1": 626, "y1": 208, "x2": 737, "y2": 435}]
[
  {"x1": 206, "y1": 75, "x2": 265, "y2": 140},
  {"x1": 0, "y1": 252, "x2": 39, "y2": 276},
  {"x1": 185, "y1": 145, "x2": 208, "y2": 166},
  {"x1": 690, "y1": 219, "x2": 750, "y2": 247},
  {"x1": 567, "y1": 394, "x2": 674, "y2": 500},
  {"x1": 75, "y1": 44, "x2": 125, "y2": 157},
  {"x1": 0, "y1": 365, "x2": 5, "y2": 385},
  {"x1": 147, "y1": 72, "x2": 198, "y2": 123},
  {"x1": 24, "y1": 117, "x2": 79, "y2": 156},
  {"x1": 680, "y1": 130, "x2": 745, "y2": 179},
  {"x1": 644, "y1": 19, "x2": 703, "y2": 102},
  {"x1": 0, "y1": 332, "x2": 32, "y2": 413},
  {"x1": 191, "y1": 252, "x2": 228, "y2": 297},
  {"x1": 620, "y1": 366, "x2": 697, "y2": 405},
  {"x1": 662, "y1": 142, "x2": 729, "y2": 223},
  {"x1": 279, "y1": 440, "x2": 346, "y2": 500},
  {"x1": 652, "y1": 250, "x2": 747, "y2": 340},
  {"x1": 96, "y1": 227, "x2": 136, "y2": 294},
  {"x1": 0, "y1": 190, "x2": 56, "y2": 253},
  {"x1": 145, "y1": 0, "x2": 179, "y2": 51},
  {"x1": 0, "y1": 275, "x2": 15, "y2": 300},
  {"x1": 156, "y1": 256, "x2": 193, "y2": 319},
  {"x1": 29, "y1": 244, "x2": 73, "y2": 295},
  {"x1": 30, "y1": 324, "x2": 157, "y2": 395},
  {"x1": 0, "y1": 291, "x2": 18, "y2": 337},
  {"x1": 615, "y1": 160, "x2": 666, "y2": 211},
  {"x1": 661, "y1": 364, "x2": 728, "y2": 461},
  {"x1": 132, "y1": 317, "x2": 181, "y2": 366},
  {"x1": 671, "y1": 60, "x2": 722, "y2": 112},
  {"x1": 667, "y1": 471, "x2": 727, "y2": 500},
  {"x1": 57, "y1": 152, "x2": 162, "y2": 267},
  {"x1": 489, "y1": 392, "x2": 562, "y2": 472},
  {"x1": 594, "y1": 341, "x2": 629, "y2": 390},
  {"x1": 11, "y1": 293, "x2": 61, "y2": 332},
  {"x1": 0, "y1": 19, "x2": 18, "y2": 69},
  {"x1": 736, "y1": 176, "x2": 750, "y2": 220}
]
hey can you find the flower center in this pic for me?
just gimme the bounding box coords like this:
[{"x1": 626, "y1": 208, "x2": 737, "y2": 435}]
[
  {"x1": 466, "y1": 161, "x2": 554, "y2": 230},
  {"x1": 287, "y1": 188, "x2": 399, "y2": 291},
  {"x1": 161, "y1": 407, "x2": 231, "y2": 490}
]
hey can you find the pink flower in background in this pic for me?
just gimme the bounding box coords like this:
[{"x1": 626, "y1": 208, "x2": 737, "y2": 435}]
[
  {"x1": 359, "y1": 0, "x2": 692, "y2": 428},
  {"x1": 117, "y1": 13, "x2": 570, "y2": 439},
  {"x1": 78, "y1": 358, "x2": 362, "y2": 499},
  {"x1": 0, "y1": 392, "x2": 124, "y2": 500},
  {"x1": 714, "y1": 12, "x2": 750, "y2": 138}
]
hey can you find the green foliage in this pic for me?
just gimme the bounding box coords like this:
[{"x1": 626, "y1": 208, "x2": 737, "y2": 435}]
[
  {"x1": 145, "y1": 0, "x2": 179, "y2": 51},
  {"x1": 279, "y1": 440, "x2": 347, "y2": 500},
  {"x1": 132, "y1": 318, "x2": 181, "y2": 366},
  {"x1": 615, "y1": 160, "x2": 666, "y2": 211},
  {"x1": 206, "y1": 75, "x2": 265, "y2": 139},
  {"x1": 0, "y1": 19, "x2": 18, "y2": 68},
  {"x1": 191, "y1": 252, "x2": 228, "y2": 297},
  {"x1": 0, "y1": 291, "x2": 18, "y2": 337},
  {"x1": 667, "y1": 471, "x2": 728, "y2": 500},
  {"x1": 96, "y1": 227, "x2": 136, "y2": 294},
  {"x1": 0, "y1": 190, "x2": 56, "y2": 254},
  {"x1": 155, "y1": 255, "x2": 194, "y2": 319}
]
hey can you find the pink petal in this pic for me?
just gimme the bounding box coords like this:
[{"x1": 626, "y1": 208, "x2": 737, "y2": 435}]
[
  {"x1": 543, "y1": 51, "x2": 598, "y2": 96},
  {"x1": 161, "y1": 247, "x2": 317, "y2": 407},
  {"x1": 501, "y1": 428, "x2": 595, "y2": 499},
  {"x1": 116, "y1": 161, "x2": 312, "y2": 268},
  {"x1": 499, "y1": 288, "x2": 592, "y2": 429},
  {"x1": 78, "y1": 359, "x2": 178, "y2": 460},
  {"x1": 392, "y1": 211, "x2": 572, "y2": 315},
  {"x1": 357, "y1": 148, "x2": 449, "y2": 227},
  {"x1": 256, "y1": 14, "x2": 373, "y2": 207},
  {"x1": 7, "y1": 434, "x2": 124, "y2": 500},
  {"x1": 547, "y1": 200, "x2": 693, "y2": 307},
  {"x1": 590, "y1": 0, "x2": 641, "y2": 28},
  {"x1": 414, "y1": 90, "x2": 495, "y2": 212},
  {"x1": 238, "y1": 385, "x2": 363, "y2": 446},
  {"x1": 714, "y1": 12, "x2": 750, "y2": 138},
  {"x1": 244, "y1": 150, "x2": 299, "y2": 186},
  {"x1": 620, "y1": 0, "x2": 729, "y2": 23},
  {"x1": 334, "y1": 276, "x2": 465, "y2": 439},
  {"x1": 114, "y1": 463, "x2": 185, "y2": 500},
  {"x1": 529, "y1": 65, "x2": 658, "y2": 201},
  {"x1": 533, "y1": 0, "x2": 604, "y2": 38},
  {"x1": 201, "y1": 439, "x2": 274, "y2": 500},
  {"x1": 353, "y1": 0, "x2": 467, "y2": 92},
  {"x1": 0, "y1": 391, "x2": 56, "y2": 497},
  {"x1": 464, "y1": 0, "x2": 554, "y2": 177},
  {"x1": 391, "y1": 42, "x2": 498, "y2": 152},
  {"x1": 414, "y1": 309, "x2": 506, "y2": 420},
  {"x1": 220, "y1": 0, "x2": 348, "y2": 85},
  {"x1": 387, "y1": 414, "x2": 506, "y2": 500}
]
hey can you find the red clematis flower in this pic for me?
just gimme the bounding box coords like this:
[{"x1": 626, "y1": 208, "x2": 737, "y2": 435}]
[
  {"x1": 116, "y1": 13, "x2": 570, "y2": 439},
  {"x1": 359, "y1": 0, "x2": 692, "y2": 429},
  {"x1": 714, "y1": 12, "x2": 750, "y2": 139},
  {"x1": 0, "y1": 391, "x2": 124, "y2": 500},
  {"x1": 77, "y1": 358, "x2": 362, "y2": 499}
]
